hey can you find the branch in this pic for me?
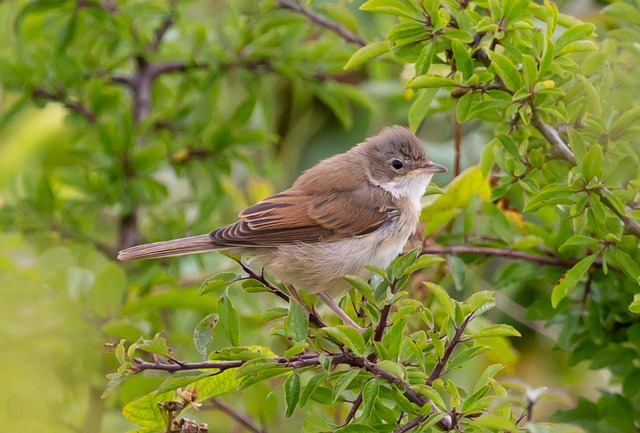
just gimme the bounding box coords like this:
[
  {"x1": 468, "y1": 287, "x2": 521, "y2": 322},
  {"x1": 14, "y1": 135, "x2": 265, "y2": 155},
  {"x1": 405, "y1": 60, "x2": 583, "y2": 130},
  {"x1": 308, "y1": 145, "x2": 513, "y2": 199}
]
[
  {"x1": 232, "y1": 257, "x2": 328, "y2": 328},
  {"x1": 148, "y1": 60, "x2": 209, "y2": 80},
  {"x1": 421, "y1": 245, "x2": 575, "y2": 267},
  {"x1": 33, "y1": 87, "x2": 97, "y2": 123},
  {"x1": 133, "y1": 348, "x2": 455, "y2": 430},
  {"x1": 393, "y1": 415, "x2": 425, "y2": 433},
  {"x1": 530, "y1": 109, "x2": 640, "y2": 238},
  {"x1": 148, "y1": 0, "x2": 177, "y2": 52},
  {"x1": 339, "y1": 392, "x2": 363, "y2": 428},
  {"x1": 276, "y1": 0, "x2": 366, "y2": 47},
  {"x1": 530, "y1": 111, "x2": 576, "y2": 164},
  {"x1": 426, "y1": 313, "x2": 473, "y2": 386},
  {"x1": 210, "y1": 399, "x2": 265, "y2": 433}
]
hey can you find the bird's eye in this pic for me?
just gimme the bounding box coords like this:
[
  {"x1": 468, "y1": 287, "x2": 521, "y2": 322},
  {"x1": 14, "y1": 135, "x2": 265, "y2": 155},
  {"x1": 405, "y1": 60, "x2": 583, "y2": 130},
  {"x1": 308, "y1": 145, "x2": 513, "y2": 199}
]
[{"x1": 391, "y1": 159, "x2": 404, "y2": 170}]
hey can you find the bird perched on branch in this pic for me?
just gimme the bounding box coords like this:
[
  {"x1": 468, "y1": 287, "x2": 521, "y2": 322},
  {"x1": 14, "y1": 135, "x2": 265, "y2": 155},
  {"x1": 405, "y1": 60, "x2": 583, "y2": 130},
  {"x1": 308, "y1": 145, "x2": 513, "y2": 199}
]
[{"x1": 118, "y1": 126, "x2": 446, "y2": 328}]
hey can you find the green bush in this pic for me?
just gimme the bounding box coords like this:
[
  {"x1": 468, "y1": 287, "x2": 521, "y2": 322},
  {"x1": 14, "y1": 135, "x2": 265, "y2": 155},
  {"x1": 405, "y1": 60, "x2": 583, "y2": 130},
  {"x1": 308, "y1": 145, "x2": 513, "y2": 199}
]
[{"x1": 1, "y1": 0, "x2": 639, "y2": 432}]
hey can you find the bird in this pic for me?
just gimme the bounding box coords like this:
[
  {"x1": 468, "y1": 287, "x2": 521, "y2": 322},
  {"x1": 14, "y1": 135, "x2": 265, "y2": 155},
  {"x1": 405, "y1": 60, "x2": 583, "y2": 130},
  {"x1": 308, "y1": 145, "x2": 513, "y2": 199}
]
[{"x1": 118, "y1": 126, "x2": 446, "y2": 328}]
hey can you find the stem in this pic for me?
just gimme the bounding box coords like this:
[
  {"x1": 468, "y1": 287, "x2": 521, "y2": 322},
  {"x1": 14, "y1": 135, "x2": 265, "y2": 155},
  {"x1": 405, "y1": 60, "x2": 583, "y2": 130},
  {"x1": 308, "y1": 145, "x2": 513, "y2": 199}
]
[
  {"x1": 421, "y1": 245, "x2": 575, "y2": 267},
  {"x1": 210, "y1": 399, "x2": 266, "y2": 433},
  {"x1": 276, "y1": 0, "x2": 366, "y2": 46},
  {"x1": 426, "y1": 313, "x2": 473, "y2": 386}
]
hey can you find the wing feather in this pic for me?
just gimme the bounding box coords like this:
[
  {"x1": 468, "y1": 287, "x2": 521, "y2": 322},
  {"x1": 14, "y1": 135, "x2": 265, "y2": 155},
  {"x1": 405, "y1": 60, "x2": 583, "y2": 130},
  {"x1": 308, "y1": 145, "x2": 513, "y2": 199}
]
[{"x1": 209, "y1": 188, "x2": 395, "y2": 247}]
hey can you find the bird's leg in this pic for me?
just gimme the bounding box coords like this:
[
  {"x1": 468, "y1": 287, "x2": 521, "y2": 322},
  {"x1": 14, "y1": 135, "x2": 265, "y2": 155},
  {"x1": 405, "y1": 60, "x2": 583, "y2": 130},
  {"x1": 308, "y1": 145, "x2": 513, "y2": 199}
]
[
  {"x1": 317, "y1": 292, "x2": 365, "y2": 334},
  {"x1": 286, "y1": 284, "x2": 313, "y2": 314}
]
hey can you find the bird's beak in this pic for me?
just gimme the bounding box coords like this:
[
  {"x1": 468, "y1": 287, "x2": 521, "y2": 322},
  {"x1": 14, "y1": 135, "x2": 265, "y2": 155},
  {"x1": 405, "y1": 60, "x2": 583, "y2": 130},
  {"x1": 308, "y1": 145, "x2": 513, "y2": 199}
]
[{"x1": 416, "y1": 161, "x2": 447, "y2": 173}]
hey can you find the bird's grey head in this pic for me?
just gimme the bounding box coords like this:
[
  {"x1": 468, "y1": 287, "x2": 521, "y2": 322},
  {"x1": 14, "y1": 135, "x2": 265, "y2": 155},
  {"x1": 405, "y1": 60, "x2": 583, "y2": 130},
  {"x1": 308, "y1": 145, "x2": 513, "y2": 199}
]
[{"x1": 361, "y1": 126, "x2": 446, "y2": 186}]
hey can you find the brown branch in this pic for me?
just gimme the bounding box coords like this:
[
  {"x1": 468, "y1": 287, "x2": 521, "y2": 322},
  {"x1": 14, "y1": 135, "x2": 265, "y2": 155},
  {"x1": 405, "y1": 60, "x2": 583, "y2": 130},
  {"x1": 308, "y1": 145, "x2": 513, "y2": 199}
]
[
  {"x1": 232, "y1": 259, "x2": 290, "y2": 303},
  {"x1": 530, "y1": 110, "x2": 576, "y2": 164},
  {"x1": 454, "y1": 121, "x2": 463, "y2": 176},
  {"x1": 426, "y1": 313, "x2": 473, "y2": 386},
  {"x1": 393, "y1": 415, "x2": 425, "y2": 433},
  {"x1": 148, "y1": 0, "x2": 177, "y2": 52},
  {"x1": 148, "y1": 61, "x2": 209, "y2": 80},
  {"x1": 422, "y1": 245, "x2": 575, "y2": 267},
  {"x1": 529, "y1": 109, "x2": 640, "y2": 238},
  {"x1": 210, "y1": 399, "x2": 265, "y2": 433},
  {"x1": 276, "y1": 0, "x2": 366, "y2": 47},
  {"x1": 33, "y1": 87, "x2": 97, "y2": 123},
  {"x1": 339, "y1": 392, "x2": 363, "y2": 428},
  {"x1": 133, "y1": 351, "x2": 453, "y2": 429}
]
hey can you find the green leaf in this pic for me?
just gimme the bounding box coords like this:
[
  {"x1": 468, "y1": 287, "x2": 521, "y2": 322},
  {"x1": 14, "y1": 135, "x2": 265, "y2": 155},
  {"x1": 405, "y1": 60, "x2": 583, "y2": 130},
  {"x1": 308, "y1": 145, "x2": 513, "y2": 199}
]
[
  {"x1": 581, "y1": 145, "x2": 603, "y2": 181},
  {"x1": 300, "y1": 373, "x2": 327, "y2": 407},
  {"x1": 468, "y1": 324, "x2": 521, "y2": 339},
  {"x1": 521, "y1": 54, "x2": 537, "y2": 87},
  {"x1": 551, "y1": 254, "x2": 597, "y2": 307},
  {"x1": 138, "y1": 334, "x2": 171, "y2": 357},
  {"x1": 122, "y1": 391, "x2": 174, "y2": 428},
  {"x1": 403, "y1": 254, "x2": 445, "y2": 275},
  {"x1": 285, "y1": 301, "x2": 309, "y2": 342},
  {"x1": 488, "y1": 51, "x2": 523, "y2": 91},
  {"x1": 555, "y1": 23, "x2": 595, "y2": 50},
  {"x1": 218, "y1": 290, "x2": 240, "y2": 346},
  {"x1": 523, "y1": 184, "x2": 575, "y2": 212},
  {"x1": 630, "y1": 294, "x2": 640, "y2": 314},
  {"x1": 411, "y1": 384, "x2": 447, "y2": 410},
  {"x1": 343, "y1": 275, "x2": 375, "y2": 301},
  {"x1": 558, "y1": 235, "x2": 601, "y2": 253},
  {"x1": 199, "y1": 272, "x2": 241, "y2": 295},
  {"x1": 331, "y1": 369, "x2": 360, "y2": 403},
  {"x1": 360, "y1": 380, "x2": 379, "y2": 421},
  {"x1": 284, "y1": 372, "x2": 301, "y2": 417},
  {"x1": 193, "y1": 313, "x2": 219, "y2": 359},
  {"x1": 360, "y1": 0, "x2": 417, "y2": 19},
  {"x1": 424, "y1": 282, "x2": 454, "y2": 317},
  {"x1": 323, "y1": 326, "x2": 366, "y2": 357},
  {"x1": 389, "y1": 247, "x2": 421, "y2": 278},
  {"x1": 209, "y1": 346, "x2": 272, "y2": 361},
  {"x1": 344, "y1": 41, "x2": 390, "y2": 69},
  {"x1": 378, "y1": 360, "x2": 405, "y2": 380},
  {"x1": 157, "y1": 371, "x2": 212, "y2": 395},
  {"x1": 556, "y1": 40, "x2": 597, "y2": 56},
  {"x1": 409, "y1": 88, "x2": 437, "y2": 131},
  {"x1": 408, "y1": 75, "x2": 460, "y2": 89},
  {"x1": 415, "y1": 43, "x2": 436, "y2": 76},
  {"x1": 612, "y1": 249, "x2": 640, "y2": 283},
  {"x1": 474, "y1": 364, "x2": 504, "y2": 392},
  {"x1": 451, "y1": 39, "x2": 473, "y2": 79}
]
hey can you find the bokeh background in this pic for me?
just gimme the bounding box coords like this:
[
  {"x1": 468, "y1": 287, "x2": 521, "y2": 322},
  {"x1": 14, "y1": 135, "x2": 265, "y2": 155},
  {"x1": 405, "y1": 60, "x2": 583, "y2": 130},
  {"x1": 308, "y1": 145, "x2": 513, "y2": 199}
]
[{"x1": 1, "y1": 0, "x2": 636, "y2": 432}]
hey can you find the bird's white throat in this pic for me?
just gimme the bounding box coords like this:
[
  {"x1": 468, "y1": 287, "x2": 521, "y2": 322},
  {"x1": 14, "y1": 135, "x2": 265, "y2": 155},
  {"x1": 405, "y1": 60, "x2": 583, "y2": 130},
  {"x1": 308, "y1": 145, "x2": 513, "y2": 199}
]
[{"x1": 379, "y1": 173, "x2": 433, "y2": 211}]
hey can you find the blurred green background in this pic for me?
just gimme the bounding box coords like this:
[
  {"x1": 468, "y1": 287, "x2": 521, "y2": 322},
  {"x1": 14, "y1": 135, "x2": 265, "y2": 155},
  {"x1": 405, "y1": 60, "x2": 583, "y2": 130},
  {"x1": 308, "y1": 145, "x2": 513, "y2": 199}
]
[{"x1": 0, "y1": 0, "x2": 634, "y2": 431}]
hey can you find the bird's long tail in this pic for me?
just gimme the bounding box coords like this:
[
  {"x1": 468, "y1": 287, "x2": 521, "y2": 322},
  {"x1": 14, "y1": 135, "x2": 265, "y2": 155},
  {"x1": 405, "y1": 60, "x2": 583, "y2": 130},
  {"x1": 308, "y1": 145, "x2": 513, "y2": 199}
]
[{"x1": 117, "y1": 234, "x2": 219, "y2": 261}]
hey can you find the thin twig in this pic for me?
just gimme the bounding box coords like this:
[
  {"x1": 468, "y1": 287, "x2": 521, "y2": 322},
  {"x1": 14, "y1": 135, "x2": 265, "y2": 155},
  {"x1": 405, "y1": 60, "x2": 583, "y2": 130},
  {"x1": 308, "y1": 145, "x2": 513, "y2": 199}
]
[
  {"x1": 276, "y1": 0, "x2": 366, "y2": 46},
  {"x1": 426, "y1": 313, "x2": 474, "y2": 385},
  {"x1": 148, "y1": 0, "x2": 177, "y2": 52},
  {"x1": 530, "y1": 110, "x2": 576, "y2": 164},
  {"x1": 454, "y1": 121, "x2": 463, "y2": 176},
  {"x1": 421, "y1": 245, "x2": 575, "y2": 267},
  {"x1": 393, "y1": 415, "x2": 425, "y2": 433},
  {"x1": 210, "y1": 399, "x2": 265, "y2": 433},
  {"x1": 33, "y1": 87, "x2": 97, "y2": 123},
  {"x1": 339, "y1": 392, "x2": 363, "y2": 428}
]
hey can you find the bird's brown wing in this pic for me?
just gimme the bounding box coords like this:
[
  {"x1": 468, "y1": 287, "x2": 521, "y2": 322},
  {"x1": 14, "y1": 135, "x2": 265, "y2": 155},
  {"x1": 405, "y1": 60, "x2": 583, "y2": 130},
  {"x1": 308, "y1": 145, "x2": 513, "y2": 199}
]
[{"x1": 209, "y1": 188, "x2": 394, "y2": 247}]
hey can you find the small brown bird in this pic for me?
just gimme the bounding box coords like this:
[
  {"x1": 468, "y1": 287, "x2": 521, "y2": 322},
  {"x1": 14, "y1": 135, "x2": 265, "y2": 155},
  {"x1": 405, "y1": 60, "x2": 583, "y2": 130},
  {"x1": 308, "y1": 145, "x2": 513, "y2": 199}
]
[{"x1": 118, "y1": 126, "x2": 446, "y2": 325}]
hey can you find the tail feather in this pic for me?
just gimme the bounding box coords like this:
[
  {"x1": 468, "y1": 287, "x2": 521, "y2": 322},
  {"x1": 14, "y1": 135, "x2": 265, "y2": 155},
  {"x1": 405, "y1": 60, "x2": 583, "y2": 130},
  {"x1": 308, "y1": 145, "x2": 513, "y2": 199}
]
[{"x1": 117, "y1": 234, "x2": 219, "y2": 261}]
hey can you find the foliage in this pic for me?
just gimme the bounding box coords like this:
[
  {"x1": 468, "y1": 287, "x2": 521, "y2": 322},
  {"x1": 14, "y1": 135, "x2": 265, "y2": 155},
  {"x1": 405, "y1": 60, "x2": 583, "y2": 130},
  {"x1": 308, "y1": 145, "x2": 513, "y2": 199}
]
[{"x1": 1, "y1": 0, "x2": 640, "y2": 432}]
